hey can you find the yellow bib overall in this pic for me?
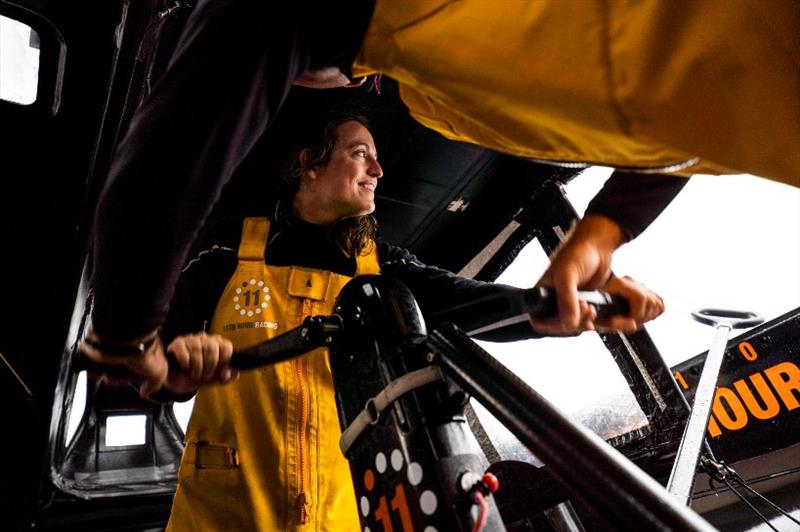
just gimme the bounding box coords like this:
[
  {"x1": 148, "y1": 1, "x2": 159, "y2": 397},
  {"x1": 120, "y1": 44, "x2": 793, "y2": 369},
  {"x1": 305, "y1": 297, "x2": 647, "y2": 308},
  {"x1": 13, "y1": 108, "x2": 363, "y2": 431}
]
[{"x1": 167, "y1": 218, "x2": 380, "y2": 531}]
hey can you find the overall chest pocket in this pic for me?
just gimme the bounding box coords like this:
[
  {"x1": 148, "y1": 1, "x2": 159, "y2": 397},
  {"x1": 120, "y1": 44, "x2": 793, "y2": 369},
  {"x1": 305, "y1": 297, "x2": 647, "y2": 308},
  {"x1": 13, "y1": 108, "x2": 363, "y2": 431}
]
[
  {"x1": 179, "y1": 438, "x2": 241, "y2": 487},
  {"x1": 287, "y1": 267, "x2": 332, "y2": 302}
]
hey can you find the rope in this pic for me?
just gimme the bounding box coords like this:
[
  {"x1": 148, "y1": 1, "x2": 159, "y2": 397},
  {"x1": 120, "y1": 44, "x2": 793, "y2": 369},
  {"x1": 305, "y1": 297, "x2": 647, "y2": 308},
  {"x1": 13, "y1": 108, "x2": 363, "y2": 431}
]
[
  {"x1": 702, "y1": 456, "x2": 799, "y2": 530},
  {"x1": 719, "y1": 477, "x2": 778, "y2": 532}
]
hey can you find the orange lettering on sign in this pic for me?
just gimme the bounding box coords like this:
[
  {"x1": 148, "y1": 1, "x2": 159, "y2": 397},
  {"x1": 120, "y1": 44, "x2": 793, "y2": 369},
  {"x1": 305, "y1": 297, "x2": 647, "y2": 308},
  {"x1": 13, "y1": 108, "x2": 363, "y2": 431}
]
[
  {"x1": 738, "y1": 342, "x2": 758, "y2": 361},
  {"x1": 765, "y1": 362, "x2": 800, "y2": 410},
  {"x1": 707, "y1": 414, "x2": 722, "y2": 438},
  {"x1": 703, "y1": 360, "x2": 800, "y2": 438},
  {"x1": 734, "y1": 374, "x2": 780, "y2": 420},
  {"x1": 674, "y1": 371, "x2": 689, "y2": 390},
  {"x1": 712, "y1": 387, "x2": 748, "y2": 431}
]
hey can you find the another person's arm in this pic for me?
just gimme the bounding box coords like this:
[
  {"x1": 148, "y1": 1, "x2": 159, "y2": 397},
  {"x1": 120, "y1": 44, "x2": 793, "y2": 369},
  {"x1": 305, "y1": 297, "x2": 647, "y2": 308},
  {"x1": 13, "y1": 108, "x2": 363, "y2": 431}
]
[
  {"x1": 585, "y1": 171, "x2": 689, "y2": 242},
  {"x1": 378, "y1": 241, "x2": 662, "y2": 340},
  {"x1": 530, "y1": 171, "x2": 687, "y2": 333},
  {"x1": 529, "y1": 214, "x2": 663, "y2": 335},
  {"x1": 81, "y1": 246, "x2": 237, "y2": 398}
]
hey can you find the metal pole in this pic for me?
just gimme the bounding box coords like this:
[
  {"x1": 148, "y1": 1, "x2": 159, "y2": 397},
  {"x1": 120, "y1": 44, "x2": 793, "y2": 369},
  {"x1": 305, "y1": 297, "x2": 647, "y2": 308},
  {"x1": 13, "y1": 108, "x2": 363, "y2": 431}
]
[
  {"x1": 667, "y1": 324, "x2": 730, "y2": 504},
  {"x1": 667, "y1": 308, "x2": 763, "y2": 505},
  {"x1": 428, "y1": 324, "x2": 717, "y2": 532}
]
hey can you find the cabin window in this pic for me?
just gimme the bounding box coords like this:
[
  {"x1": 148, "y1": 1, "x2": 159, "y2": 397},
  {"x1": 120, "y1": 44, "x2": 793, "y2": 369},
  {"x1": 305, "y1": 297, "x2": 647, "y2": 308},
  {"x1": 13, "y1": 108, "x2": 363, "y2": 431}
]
[
  {"x1": 172, "y1": 397, "x2": 195, "y2": 432},
  {"x1": 66, "y1": 369, "x2": 196, "y2": 441},
  {"x1": 65, "y1": 370, "x2": 87, "y2": 446},
  {"x1": 474, "y1": 216, "x2": 650, "y2": 451},
  {"x1": 0, "y1": 15, "x2": 40, "y2": 105},
  {"x1": 105, "y1": 415, "x2": 147, "y2": 447},
  {"x1": 53, "y1": 317, "x2": 185, "y2": 497}
]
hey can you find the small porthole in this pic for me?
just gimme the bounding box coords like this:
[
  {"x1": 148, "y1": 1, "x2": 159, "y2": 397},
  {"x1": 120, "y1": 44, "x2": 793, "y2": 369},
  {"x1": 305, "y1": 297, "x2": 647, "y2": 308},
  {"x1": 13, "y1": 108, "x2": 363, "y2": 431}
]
[
  {"x1": 105, "y1": 414, "x2": 147, "y2": 447},
  {"x1": 0, "y1": 14, "x2": 40, "y2": 105}
]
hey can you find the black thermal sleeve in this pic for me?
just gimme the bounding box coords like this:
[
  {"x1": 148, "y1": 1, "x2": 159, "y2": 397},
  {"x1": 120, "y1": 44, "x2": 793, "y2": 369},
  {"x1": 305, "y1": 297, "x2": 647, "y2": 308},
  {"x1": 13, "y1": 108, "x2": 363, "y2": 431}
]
[
  {"x1": 585, "y1": 171, "x2": 689, "y2": 242},
  {"x1": 378, "y1": 242, "x2": 541, "y2": 342}
]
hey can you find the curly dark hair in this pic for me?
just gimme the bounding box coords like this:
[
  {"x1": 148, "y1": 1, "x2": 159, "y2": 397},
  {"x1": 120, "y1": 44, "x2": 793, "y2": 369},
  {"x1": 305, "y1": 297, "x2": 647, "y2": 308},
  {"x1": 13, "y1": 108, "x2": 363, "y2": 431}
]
[{"x1": 280, "y1": 111, "x2": 379, "y2": 258}]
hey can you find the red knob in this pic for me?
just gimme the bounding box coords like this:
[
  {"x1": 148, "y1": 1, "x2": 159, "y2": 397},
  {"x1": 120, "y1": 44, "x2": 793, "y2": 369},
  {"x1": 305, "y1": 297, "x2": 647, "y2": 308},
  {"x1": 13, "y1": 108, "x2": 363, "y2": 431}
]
[{"x1": 481, "y1": 473, "x2": 499, "y2": 493}]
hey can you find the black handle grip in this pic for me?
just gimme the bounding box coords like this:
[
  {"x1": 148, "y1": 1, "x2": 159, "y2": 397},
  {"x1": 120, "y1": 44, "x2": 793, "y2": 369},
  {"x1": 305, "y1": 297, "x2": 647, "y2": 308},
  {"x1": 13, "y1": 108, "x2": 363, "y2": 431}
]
[
  {"x1": 74, "y1": 316, "x2": 343, "y2": 377},
  {"x1": 231, "y1": 326, "x2": 312, "y2": 369},
  {"x1": 230, "y1": 315, "x2": 343, "y2": 370},
  {"x1": 73, "y1": 332, "x2": 305, "y2": 385},
  {"x1": 569, "y1": 289, "x2": 630, "y2": 320},
  {"x1": 429, "y1": 286, "x2": 630, "y2": 335},
  {"x1": 75, "y1": 329, "x2": 319, "y2": 376},
  {"x1": 524, "y1": 286, "x2": 630, "y2": 318}
]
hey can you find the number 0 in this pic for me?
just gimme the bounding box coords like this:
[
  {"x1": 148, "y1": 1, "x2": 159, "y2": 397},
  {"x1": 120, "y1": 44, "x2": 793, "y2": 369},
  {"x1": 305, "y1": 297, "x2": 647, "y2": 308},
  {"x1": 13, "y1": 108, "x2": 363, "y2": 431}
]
[{"x1": 738, "y1": 342, "x2": 758, "y2": 362}]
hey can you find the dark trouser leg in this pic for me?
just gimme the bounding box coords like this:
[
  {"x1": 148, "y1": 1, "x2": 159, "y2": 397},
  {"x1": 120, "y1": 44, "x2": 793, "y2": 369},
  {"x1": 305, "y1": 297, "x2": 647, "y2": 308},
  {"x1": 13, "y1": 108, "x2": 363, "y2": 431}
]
[{"x1": 92, "y1": 0, "x2": 309, "y2": 338}]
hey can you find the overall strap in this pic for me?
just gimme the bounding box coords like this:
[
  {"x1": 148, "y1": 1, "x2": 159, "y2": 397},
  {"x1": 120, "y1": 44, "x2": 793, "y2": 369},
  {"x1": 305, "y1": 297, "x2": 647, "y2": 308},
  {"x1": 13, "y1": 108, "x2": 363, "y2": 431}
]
[
  {"x1": 237, "y1": 217, "x2": 270, "y2": 261},
  {"x1": 355, "y1": 240, "x2": 381, "y2": 275}
]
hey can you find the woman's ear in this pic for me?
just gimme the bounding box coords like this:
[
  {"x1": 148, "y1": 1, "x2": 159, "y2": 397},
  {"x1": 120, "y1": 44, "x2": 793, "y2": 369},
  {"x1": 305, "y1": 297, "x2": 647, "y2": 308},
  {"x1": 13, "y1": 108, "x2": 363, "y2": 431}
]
[{"x1": 299, "y1": 149, "x2": 317, "y2": 179}]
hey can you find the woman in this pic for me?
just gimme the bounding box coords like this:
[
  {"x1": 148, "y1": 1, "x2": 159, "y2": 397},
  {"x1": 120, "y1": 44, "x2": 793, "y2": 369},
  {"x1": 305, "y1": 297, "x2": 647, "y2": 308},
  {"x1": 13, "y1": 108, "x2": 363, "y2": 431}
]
[{"x1": 158, "y1": 113, "x2": 663, "y2": 530}]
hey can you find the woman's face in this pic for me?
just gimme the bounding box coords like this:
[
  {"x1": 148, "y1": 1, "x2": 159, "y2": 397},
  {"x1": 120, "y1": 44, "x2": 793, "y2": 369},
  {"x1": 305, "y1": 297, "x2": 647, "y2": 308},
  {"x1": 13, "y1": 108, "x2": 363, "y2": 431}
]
[{"x1": 303, "y1": 121, "x2": 383, "y2": 222}]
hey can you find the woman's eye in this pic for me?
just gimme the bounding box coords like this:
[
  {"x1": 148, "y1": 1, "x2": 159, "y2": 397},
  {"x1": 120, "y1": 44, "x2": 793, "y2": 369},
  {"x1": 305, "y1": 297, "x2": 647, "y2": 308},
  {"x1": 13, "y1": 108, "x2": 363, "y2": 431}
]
[{"x1": 355, "y1": 151, "x2": 367, "y2": 158}]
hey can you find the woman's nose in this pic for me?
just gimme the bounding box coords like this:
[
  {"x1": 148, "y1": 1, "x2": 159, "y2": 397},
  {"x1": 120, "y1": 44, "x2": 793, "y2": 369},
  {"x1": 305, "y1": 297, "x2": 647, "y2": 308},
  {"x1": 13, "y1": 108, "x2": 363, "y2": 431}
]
[{"x1": 369, "y1": 158, "x2": 383, "y2": 178}]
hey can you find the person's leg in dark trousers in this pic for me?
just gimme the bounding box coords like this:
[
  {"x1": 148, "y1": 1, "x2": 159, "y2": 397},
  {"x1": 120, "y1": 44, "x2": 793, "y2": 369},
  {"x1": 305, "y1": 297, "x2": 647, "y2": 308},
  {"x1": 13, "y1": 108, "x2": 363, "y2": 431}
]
[{"x1": 91, "y1": 0, "x2": 374, "y2": 340}]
